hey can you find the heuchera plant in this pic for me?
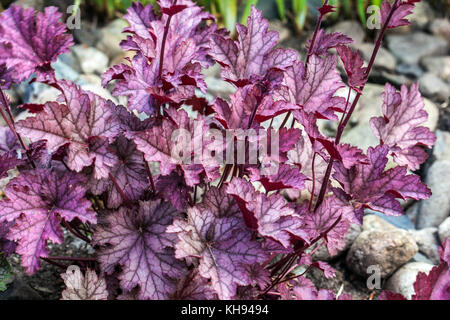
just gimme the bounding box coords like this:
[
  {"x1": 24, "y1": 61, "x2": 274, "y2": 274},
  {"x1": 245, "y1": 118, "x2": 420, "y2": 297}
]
[{"x1": 0, "y1": 0, "x2": 447, "y2": 300}]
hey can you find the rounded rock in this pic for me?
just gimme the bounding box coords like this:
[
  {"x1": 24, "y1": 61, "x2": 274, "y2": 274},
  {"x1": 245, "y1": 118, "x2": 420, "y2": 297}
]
[
  {"x1": 346, "y1": 229, "x2": 418, "y2": 278},
  {"x1": 438, "y1": 217, "x2": 450, "y2": 243},
  {"x1": 408, "y1": 228, "x2": 440, "y2": 264}
]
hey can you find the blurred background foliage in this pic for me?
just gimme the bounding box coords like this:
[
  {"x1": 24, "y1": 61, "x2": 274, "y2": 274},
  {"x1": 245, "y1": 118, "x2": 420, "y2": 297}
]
[
  {"x1": 0, "y1": 0, "x2": 449, "y2": 33},
  {"x1": 80, "y1": 0, "x2": 450, "y2": 34}
]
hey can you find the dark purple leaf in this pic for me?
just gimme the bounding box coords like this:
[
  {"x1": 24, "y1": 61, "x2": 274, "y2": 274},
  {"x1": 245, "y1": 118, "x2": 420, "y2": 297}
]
[
  {"x1": 94, "y1": 200, "x2": 184, "y2": 300},
  {"x1": 167, "y1": 204, "x2": 267, "y2": 299}
]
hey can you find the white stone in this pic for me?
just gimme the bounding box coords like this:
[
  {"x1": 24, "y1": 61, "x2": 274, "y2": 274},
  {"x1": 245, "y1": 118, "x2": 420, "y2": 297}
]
[
  {"x1": 385, "y1": 262, "x2": 434, "y2": 299},
  {"x1": 72, "y1": 45, "x2": 109, "y2": 75},
  {"x1": 438, "y1": 217, "x2": 450, "y2": 243},
  {"x1": 417, "y1": 161, "x2": 450, "y2": 229}
]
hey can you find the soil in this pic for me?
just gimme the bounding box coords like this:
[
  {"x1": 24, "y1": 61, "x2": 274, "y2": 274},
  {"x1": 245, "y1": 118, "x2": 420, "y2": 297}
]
[{"x1": 5, "y1": 232, "x2": 94, "y2": 300}]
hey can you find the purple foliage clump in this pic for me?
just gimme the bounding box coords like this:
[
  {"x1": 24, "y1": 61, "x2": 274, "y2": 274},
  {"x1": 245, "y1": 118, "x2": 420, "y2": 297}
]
[{"x1": 0, "y1": 0, "x2": 446, "y2": 300}]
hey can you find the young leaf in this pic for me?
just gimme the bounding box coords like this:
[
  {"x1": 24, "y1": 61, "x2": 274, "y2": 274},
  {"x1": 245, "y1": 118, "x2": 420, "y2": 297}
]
[
  {"x1": 370, "y1": 83, "x2": 436, "y2": 171},
  {"x1": 380, "y1": 0, "x2": 420, "y2": 29},
  {"x1": 210, "y1": 7, "x2": 297, "y2": 86},
  {"x1": 275, "y1": 56, "x2": 345, "y2": 121},
  {"x1": 287, "y1": 133, "x2": 328, "y2": 195},
  {"x1": 336, "y1": 45, "x2": 368, "y2": 92},
  {"x1": 245, "y1": 192, "x2": 309, "y2": 247},
  {"x1": 305, "y1": 29, "x2": 353, "y2": 57},
  {"x1": 105, "y1": 2, "x2": 215, "y2": 114},
  {"x1": 299, "y1": 195, "x2": 354, "y2": 256},
  {"x1": 213, "y1": 84, "x2": 296, "y2": 130},
  {"x1": 155, "y1": 172, "x2": 191, "y2": 211},
  {"x1": 248, "y1": 163, "x2": 307, "y2": 193}
]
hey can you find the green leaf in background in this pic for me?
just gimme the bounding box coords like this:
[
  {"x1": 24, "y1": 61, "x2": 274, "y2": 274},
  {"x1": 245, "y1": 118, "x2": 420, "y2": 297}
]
[
  {"x1": 327, "y1": 0, "x2": 339, "y2": 20},
  {"x1": 371, "y1": 0, "x2": 382, "y2": 8},
  {"x1": 342, "y1": 0, "x2": 353, "y2": 16},
  {"x1": 293, "y1": 0, "x2": 308, "y2": 31},
  {"x1": 275, "y1": 0, "x2": 286, "y2": 21},
  {"x1": 72, "y1": 0, "x2": 82, "y2": 15},
  {"x1": 121, "y1": 0, "x2": 133, "y2": 10},
  {"x1": 0, "y1": 254, "x2": 11, "y2": 292},
  {"x1": 241, "y1": 0, "x2": 259, "y2": 25},
  {"x1": 215, "y1": 0, "x2": 238, "y2": 34},
  {"x1": 357, "y1": 0, "x2": 368, "y2": 26}
]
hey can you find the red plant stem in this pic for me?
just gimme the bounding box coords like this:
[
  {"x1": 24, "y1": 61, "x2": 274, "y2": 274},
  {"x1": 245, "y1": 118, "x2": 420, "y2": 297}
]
[
  {"x1": 314, "y1": 0, "x2": 400, "y2": 212},
  {"x1": 308, "y1": 152, "x2": 317, "y2": 211},
  {"x1": 262, "y1": 255, "x2": 297, "y2": 296},
  {"x1": 62, "y1": 220, "x2": 91, "y2": 243},
  {"x1": 0, "y1": 88, "x2": 36, "y2": 168},
  {"x1": 247, "y1": 93, "x2": 264, "y2": 130},
  {"x1": 218, "y1": 163, "x2": 233, "y2": 188},
  {"x1": 47, "y1": 256, "x2": 96, "y2": 262},
  {"x1": 187, "y1": 191, "x2": 194, "y2": 207},
  {"x1": 0, "y1": 89, "x2": 15, "y2": 125},
  {"x1": 280, "y1": 111, "x2": 291, "y2": 129},
  {"x1": 143, "y1": 155, "x2": 156, "y2": 193},
  {"x1": 269, "y1": 215, "x2": 342, "y2": 275},
  {"x1": 108, "y1": 172, "x2": 130, "y2": 205},
  {"x1": 338, "y1": 87, "x2": 353, "y2": 131},
  {"x1": 193, "y1": 185, "x2": 198, "y2": 203},
  {"x1": 157, "y1": 0, "x2": 177, "y2": 81},
  {"x1": 305, "y1": 0, "x2": 329, "y2": 68},
  {"x1": 279, "y1": 265, "x2": 313, "y2": 285},
  {"x1": 41, "y1": 257, "x2": 68, "y2": 269},
  {"x1": 278, "y1": 0, "x2": 331, "y2": 131}
]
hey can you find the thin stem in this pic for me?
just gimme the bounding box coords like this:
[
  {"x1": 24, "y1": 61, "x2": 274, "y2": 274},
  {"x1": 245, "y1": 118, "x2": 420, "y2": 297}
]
[
  {"x1": 280, "y1": 111, "x2": 292, "y2": 129},
  {"x1": 218, "y1": 164, "x2": 232, "y2": 188},
  {"x1": 262, "y1": 255, "x2": 297, "y2": 296},
  {"x1": 279, "y1": 265, "x2": 312, "y2": 284},
  {"x1": 276, "y1": 0, "x2": 329, "y2": 133},
  {"x1": 62, "y1": 220, "x2": 91, "y2": 243},
  {"x1": 337, "y1": 87, "x2": 353, "y2": 133},
  {"x1": 157, "y1": 0, "x2": 177, "y2": 81},
  {"x1": 193, "y1": 185, "x2": 198, "y2": 203},
  {"x1": 0, "y1": 88, "x2": 36, "y2": 168},
  {"x1": 41, "y1": 257, "x2": 68, "y2": 269},
  {"x1": 108, "y1": 172, "x2": 130, "y2": 205},
  {"x1": 143, "y1": 155, "x2": 155, "y2": 193},
  {"x1": 314, "y1": 0, "x2": 399, "y2": 211},
  {"x1": 305, "y1": 0, "x2": 329, "y2": 67},
  {"x1": 47, "y1": 256, "x2": 96, "y2": 262},
  {"x1": 308, "y1": 152, "x2": 317, "y2": 211},
  {"x1": 0, "y1": 89, "x2": 15, "y2": 125}
]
